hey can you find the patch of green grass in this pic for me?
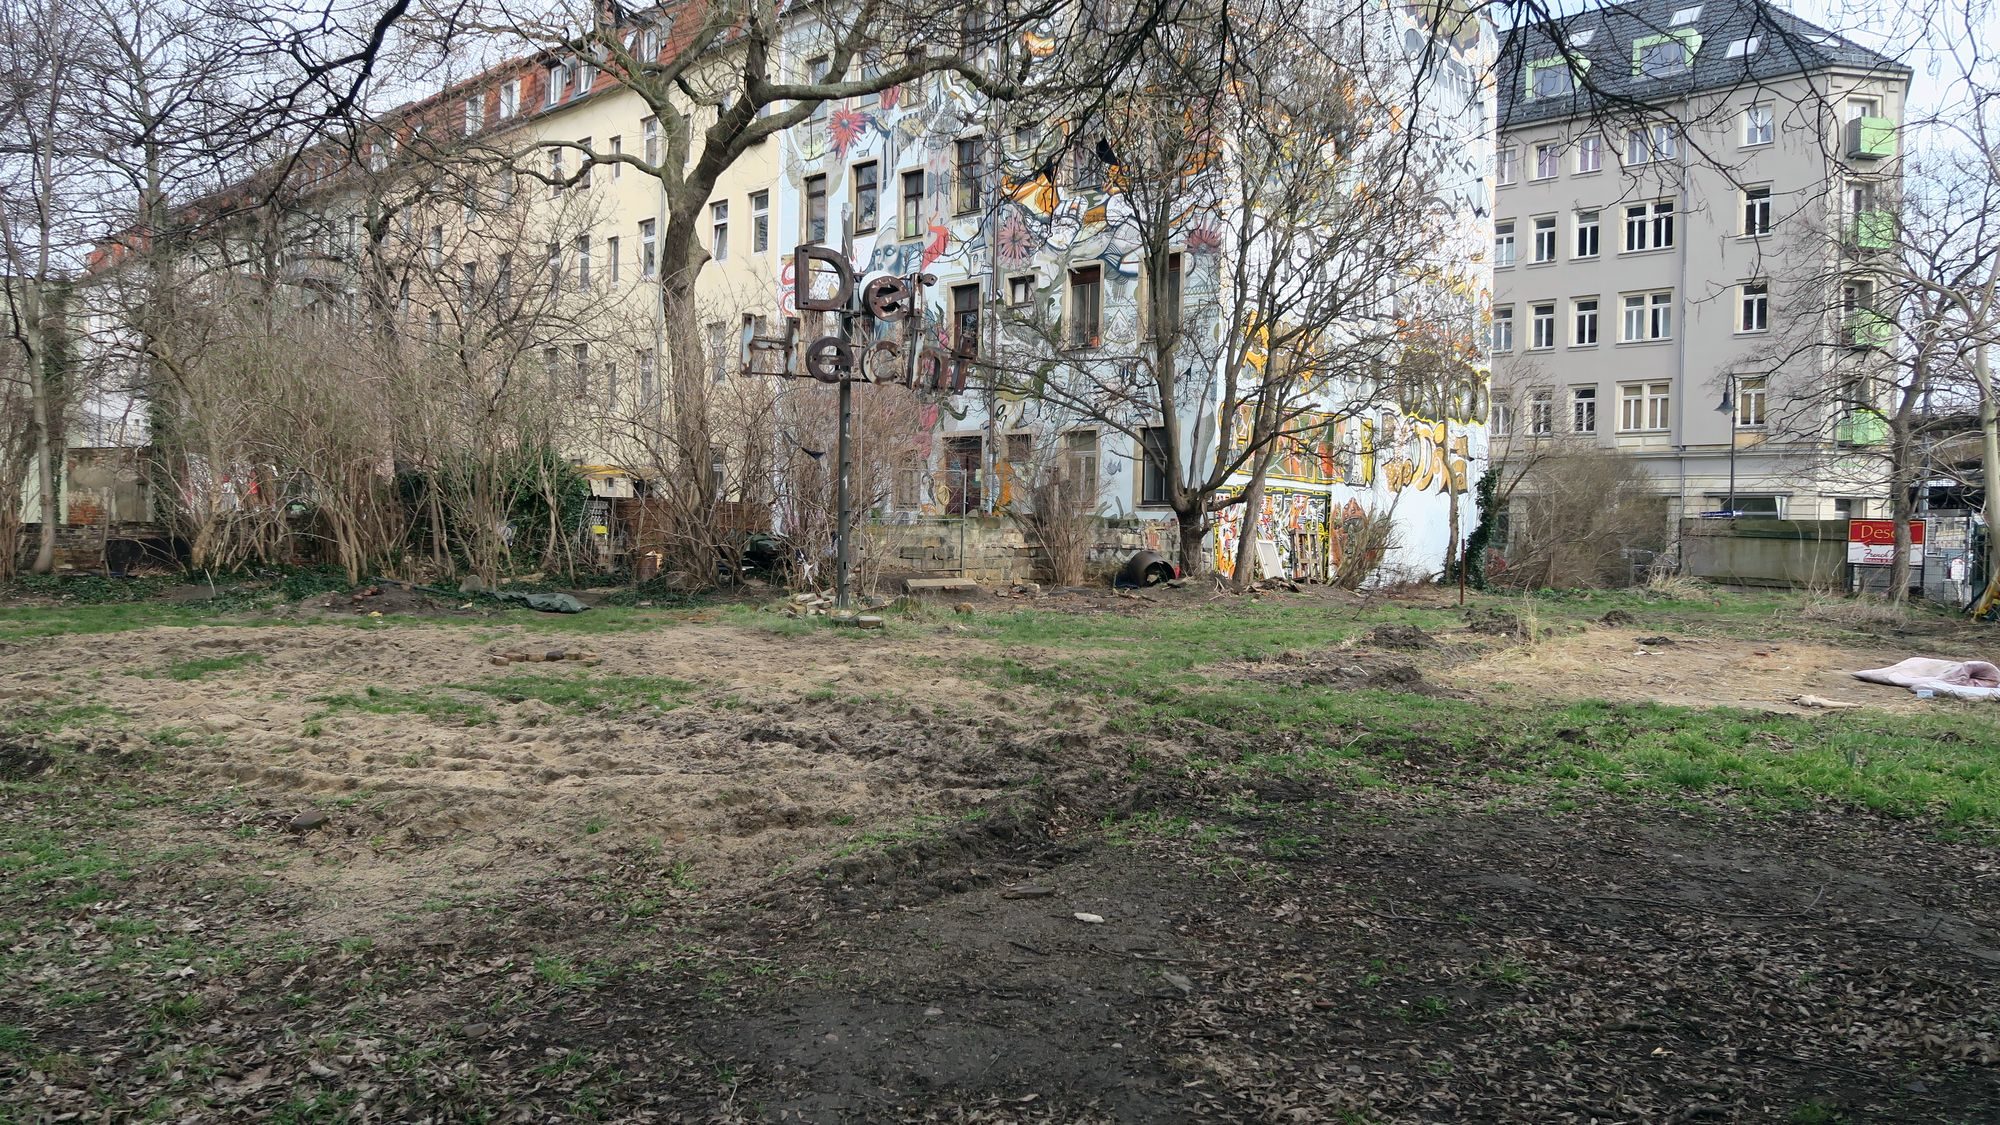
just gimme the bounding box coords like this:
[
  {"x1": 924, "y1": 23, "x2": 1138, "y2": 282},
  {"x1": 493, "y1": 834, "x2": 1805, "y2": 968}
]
[
  {"x1": 308, "y1": 686, "x2": 494, "y2": 726},
  {"x1": 0, "y1": 1025, "x2": 31, "y2": 1054},
  {"x1": 532, "y1": 954, "x2": 605, "y2": 990},
  {"x1": 459, "y1": 672, "x2": 696, "y2": 714},
  {"x1": 158, "y1": 652, "x2": 265, "y2": 681},
  {"x1": 949, "y1": 598, "x2": 2000, "y2": 831},
  {"x1": 0, "y1": 701, "x2": 121, "y2": 738}
]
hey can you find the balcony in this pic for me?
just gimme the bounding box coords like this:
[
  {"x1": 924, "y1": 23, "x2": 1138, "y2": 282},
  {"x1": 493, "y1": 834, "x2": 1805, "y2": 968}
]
[
  {"x1": 1849, "y1": 210, "x2": 1895, "y2": 251},
  {"x1": 1836, "y1": 409, "x2": 1887, "y2": 446},
  {"x1": 1845, "y1": 308, "x2": 1893, "y2": 349},
  {"x1": 1844, "y1": 116, "x2": 1896, "y2": 161}
]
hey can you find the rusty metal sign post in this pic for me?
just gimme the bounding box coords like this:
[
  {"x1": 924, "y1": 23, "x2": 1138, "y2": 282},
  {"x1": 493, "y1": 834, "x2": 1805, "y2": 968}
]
[{"x1": 744, "y1": 242, "x2": 970, "y2": 610}]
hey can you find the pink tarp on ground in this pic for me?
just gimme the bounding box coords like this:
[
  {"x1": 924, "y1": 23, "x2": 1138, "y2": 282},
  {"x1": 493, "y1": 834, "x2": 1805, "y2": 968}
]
[{"x1": 1853, "y1": 658, "x2": 2000, "y2": 700}]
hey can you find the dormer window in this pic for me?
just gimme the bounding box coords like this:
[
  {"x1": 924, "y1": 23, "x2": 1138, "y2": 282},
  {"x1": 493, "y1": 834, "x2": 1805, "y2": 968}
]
[
  {"x1": 1670, "y1": 6, "x2": 1702, "y2": 25},
  {"x1": 546, "y1": 63, "x2": 565, "y2": 105},
  {"x1": 1632, "y1": 30, "x2": 1700, "y2": 78},
  {"x1": 1526, "y1": 56, "x2": 1582, "y2": 99},
  {"x1": 1725, "y1": 36, "x2": 1761, "y2": 59}
]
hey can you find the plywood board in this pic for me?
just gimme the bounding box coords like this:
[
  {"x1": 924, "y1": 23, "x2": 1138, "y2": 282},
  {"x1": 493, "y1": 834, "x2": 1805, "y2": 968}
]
[{"x1": 1254, "y1": 538, "x2": 1284, "y2": 580}]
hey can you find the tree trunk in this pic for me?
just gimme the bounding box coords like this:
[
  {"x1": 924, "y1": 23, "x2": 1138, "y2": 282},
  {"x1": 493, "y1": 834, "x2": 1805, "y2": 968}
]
[
  {"x1": 1231, "y1": 451, "x2": 1273, "y2": 588},
  {"x1": 24, "y1": 279, "x2": 58, "y2": 574},
  {"x1": 1972, "y1": 344, "x2": 2000, "y2": 616},
  {"x1": 1175, "y1": 509, "x2": 1208, "y2": 579}
]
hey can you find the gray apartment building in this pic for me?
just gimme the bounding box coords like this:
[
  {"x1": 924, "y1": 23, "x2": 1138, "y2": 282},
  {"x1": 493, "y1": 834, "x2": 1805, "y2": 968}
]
[{"x1": 1490, "y1": 0, "x2": 1910, "y2": 526}]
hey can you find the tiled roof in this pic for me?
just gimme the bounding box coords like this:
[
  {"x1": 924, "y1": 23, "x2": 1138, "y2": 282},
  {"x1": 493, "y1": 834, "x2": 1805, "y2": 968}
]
[{"x1": 1500, "y1": 0, "x2": 1910, "y2": 128}]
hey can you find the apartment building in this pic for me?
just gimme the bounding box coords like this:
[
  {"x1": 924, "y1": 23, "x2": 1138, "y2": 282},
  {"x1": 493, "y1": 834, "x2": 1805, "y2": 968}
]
[
  {"x1": 769, "y1": 9, "x2": 1495, "y2": 579},
  {"x1": 1490, "y1": 0, "x2": 1910, "y2": 526}
]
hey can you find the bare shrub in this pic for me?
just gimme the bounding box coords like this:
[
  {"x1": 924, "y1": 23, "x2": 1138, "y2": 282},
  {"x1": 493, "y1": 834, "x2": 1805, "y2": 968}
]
[
  {"x1": 1332, "y1": 510, "x2": 1399, "y2": 590},
  {"x1": 1641, "y1": 573, "x2": 1713, "y2": 601},
  {"x1": 1004, "y1": 435, "x2": 1100, "y2": 587},
  {"x1": 1800, "y1": 593, "x2": 1909, "y2": 629},
  {"x1": 1497, "y1": 447, "x2": 1665, "y2": 590}
]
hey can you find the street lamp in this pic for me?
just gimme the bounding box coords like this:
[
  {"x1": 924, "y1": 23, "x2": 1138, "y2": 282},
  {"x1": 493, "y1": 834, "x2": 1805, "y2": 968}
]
[{"x1": 1715, "y1": 374, "x2": 1738, "y2": 517}]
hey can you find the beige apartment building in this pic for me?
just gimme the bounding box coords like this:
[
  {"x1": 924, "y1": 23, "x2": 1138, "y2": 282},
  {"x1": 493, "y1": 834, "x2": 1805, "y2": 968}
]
[
  {"x1": 1490, "y1": 0, "x2": 1910, "y2": 528},
  {"x1": 406, "y1": 41, "x2": 782, "y2": 478}
]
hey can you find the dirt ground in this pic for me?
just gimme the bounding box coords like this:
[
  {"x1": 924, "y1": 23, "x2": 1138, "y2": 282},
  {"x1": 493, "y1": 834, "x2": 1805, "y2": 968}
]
[
  {"x1": 4, "y1": 616, "x2": 1175, "y2": 934},
  {"x1": 2, "y1": 584, "x2": 1997, "y2": 1121}
]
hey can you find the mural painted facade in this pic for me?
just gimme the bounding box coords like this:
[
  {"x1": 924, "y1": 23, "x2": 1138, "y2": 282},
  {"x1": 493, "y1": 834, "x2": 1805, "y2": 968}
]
[{"x1": 765, "y1": 2, "x2": 1495, "y2": 578}]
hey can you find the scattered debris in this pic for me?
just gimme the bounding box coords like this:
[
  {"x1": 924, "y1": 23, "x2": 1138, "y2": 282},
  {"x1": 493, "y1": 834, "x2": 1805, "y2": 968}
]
[
  {"x1": 1599, "y1": 609, "x2": 1638, "y2": 626},
  {"x1": 1073, "y1": 912, "x2": 1106, "y2": 924},
  {"x1": 490, "y1": 590, "x2": 588, "y2": 614},
  {"x1": 1792, "y1": 694, "x2": 1864, "y2": 710},
  {"x1": 1634, "y1": 635, "x2": 1676, "y2": 647},
  {"x1": 1001, "y1": 885, "x2": 1055, "y2": 900},
  {"x1": 1854, "y1": 656, "x2": 2000, "y2": 700},
  {"x1": 287, "y1": 810, "x2": 329, "y2": 833},
  {"x1": 1115, "y1": 550, "x2": 1176, "y2": 589}
]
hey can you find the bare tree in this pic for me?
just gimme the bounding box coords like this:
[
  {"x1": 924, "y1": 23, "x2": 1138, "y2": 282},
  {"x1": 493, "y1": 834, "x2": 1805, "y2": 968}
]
[{"x1": 984, "y1": 0, "x2": 1482, "y2": 580}]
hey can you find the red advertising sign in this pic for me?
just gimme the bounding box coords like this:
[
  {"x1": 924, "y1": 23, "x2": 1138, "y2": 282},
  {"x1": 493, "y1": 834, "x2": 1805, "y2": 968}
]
[{"x1": 1847, "y1": 518, "x2": 1925, "y2": 565}]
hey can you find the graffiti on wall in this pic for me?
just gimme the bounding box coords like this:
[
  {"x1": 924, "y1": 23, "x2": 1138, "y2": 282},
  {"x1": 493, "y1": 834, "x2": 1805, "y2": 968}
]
[
  {"x1": 1364, "y1": 413, "x2": 1471, "y2": 495},
  {"x1": 1214, "y1": 489, "x2": 1332, "y2": 580}
]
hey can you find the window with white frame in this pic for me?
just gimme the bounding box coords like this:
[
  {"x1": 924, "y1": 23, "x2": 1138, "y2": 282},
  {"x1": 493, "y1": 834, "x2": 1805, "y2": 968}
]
[
  {"x1": 605, "y1": 236, "x2": 619, "y2": 284},
  {"x1": 1575, "y1": 134, "x2": 1602, "y2": 173},
  {"x1": 1739, "y1": 281, "x2": 1769, "y2": 332},
  {"x1": 1531, "y1": 302, "x2": 1556, "y2": 349},
  {"x1": 1534, "y1": 143, "x2": 1559, "y2": 179},
  {"x1": 1490, "y1": 305, "x2": 1514, "y2": 352},
  {"x1": 545, "y1": 63, "x2": 565, "y2": 106},
  {"x1": 609, "y1": 136, "x2": 621, "y2": 179},
  {"x1": 806, "y1": 55, "x2": 830, "y2": 125},
  {"x1": 576, "y1": 137, "x2": 591, "y2": 188},
  {"x1": 464, "y1": 96, "x2": 482, "y2": 134},
  {"x1": 1623, "y1": 200, "x2": 1675, "y2": 251},
  {"x1": 1494, "y1": 221, "x2": 1516, "y2": 267},
  {"x1": 574, "y1": 235, "x2": 591, "y2": 290},
  {"x1": 1491, "y1": 395, "x2": 1513, "y2": 437},
  {"x1": 1527, "y1": 57, "x2": 1577, "y2": 99},
  {"x1": 1572, "y1": 297, "x2": 1598, "y2": 345},
  {"x1": 1625, "y1": 124, "x2": 1679, "y2": 164},
  {"x1": 498, "y1": 80, "x2": 519, "y2": 119},
  {"x1": 1620, "y1": 381, "x2": 1672, "y2": 430},
  {"x1": 1743, "y1": 185, "x2": 1773, "y2": 235},
  {"x1": 547, "y1": 148, "x2": 563, "y2": 197},
  {"x1": 1063, "y1": 430, "x2": 1100, "y2": 503},
  {"x1": 1532, "y1": 216, "x2": 1557, "y2": 262},
  {"x1": 1736, "y1": 375, "x2": 1768, "y2": 427},
  {"x1": 1744, "y1": 104, "x2": 1774, "y2": 145},
  {"x1": 1570, "y1": 386, "x2": 1597, "y2": 433},
  {"x1": 642, "y1": 117, "x2": 659, "y2": 165},
  {"x1": 1528, "y1": 391, "x2": 1553, "y2": 435},
  {"x1": 638, "y1": 219, "x2": 656, "y2": 278},
  {"x1": 750, "y1": 191, "x2": 769, "y2": 252},
  {"x1": 1574, "y1": 209, "x2": 1600, "y2": 257},
  {"x1": 545, "y1": 240, "x2": 560, "y2": 291},
  {"x1": 1496, "y1": 146, "x2": 1518, "y2": 185},
  {"x1": 1622, "y1": 291, "x2": 1673, "y2": 341},
  {"x1": 711, "y1": 200, "x2": 728, "y2": 261}
]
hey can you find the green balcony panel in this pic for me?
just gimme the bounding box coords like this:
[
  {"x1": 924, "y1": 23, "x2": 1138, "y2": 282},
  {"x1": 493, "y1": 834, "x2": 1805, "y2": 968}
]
[
  {"x1": 1845, "y1": 116, "x2": 1897, "y2": 160},
  {"x1": 1851, "y1": 210, "x2": 1895, "y2": 250},
  {"x1": 1836, "y1": 409, "x2": 1887, "y2": 446},
  {"x1": 1846, "y1": 308, "x2": 1893, "y2": 349}
]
